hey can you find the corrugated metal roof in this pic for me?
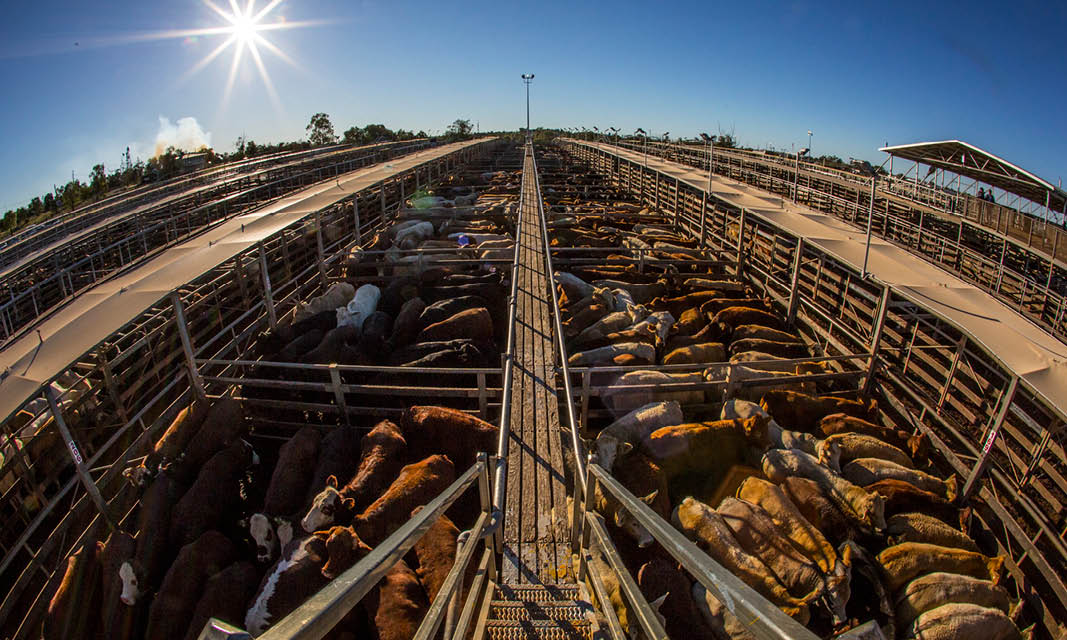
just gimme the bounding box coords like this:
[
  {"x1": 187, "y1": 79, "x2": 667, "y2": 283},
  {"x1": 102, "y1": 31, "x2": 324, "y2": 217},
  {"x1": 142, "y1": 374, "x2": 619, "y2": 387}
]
[{"x1": 880, "y1": 140, "x2": 1067, "y2": 212}]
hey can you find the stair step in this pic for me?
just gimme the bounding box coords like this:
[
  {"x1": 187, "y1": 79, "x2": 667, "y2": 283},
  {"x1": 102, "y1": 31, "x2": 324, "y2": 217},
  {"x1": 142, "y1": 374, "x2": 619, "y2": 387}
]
[
  {"x1": 490, "y1": 599, "x2": 587, "y2": 621},
  {"x1": 494, "y1": 584, "x2": 581, "y2": 602},
  {"x1": 485, "y1": 618, "x2": 592, "y2": 640}
]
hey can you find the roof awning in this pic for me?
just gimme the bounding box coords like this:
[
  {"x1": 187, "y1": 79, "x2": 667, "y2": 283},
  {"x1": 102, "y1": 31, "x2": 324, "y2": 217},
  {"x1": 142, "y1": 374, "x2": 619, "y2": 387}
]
[{"x1": 879, "y1": 140, "x2": 1067, "y2": 213}]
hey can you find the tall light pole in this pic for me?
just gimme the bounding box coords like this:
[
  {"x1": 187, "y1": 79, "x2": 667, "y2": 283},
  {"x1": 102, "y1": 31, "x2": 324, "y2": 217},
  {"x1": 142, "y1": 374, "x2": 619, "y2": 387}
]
[
  {"x1": 521, "y1": 74, "x2": 535, "y2": 135},
  {"x1": 807, "y1": 130, "x2": 813, "y2": 157},
  {"x1": 636, "y1": 128, "x2": 648, "y2": 167},
  {"x1": 608, "y1": 127, "x2": 619, "y2": 146}
]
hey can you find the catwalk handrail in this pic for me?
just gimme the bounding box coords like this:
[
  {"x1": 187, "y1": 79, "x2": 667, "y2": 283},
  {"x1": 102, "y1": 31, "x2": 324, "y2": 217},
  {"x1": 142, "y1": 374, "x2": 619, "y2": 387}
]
[
  {"x1": 201, "y1": 456, "x2": 491, "y2": 640},
  {"x1": 488, "y1": 145, "x2": 526, "y2": 541},
  {"x1": 530, "y1": 144, "x2": 586, "y2": 494},
  {"x1": 585, "y1": 464, "x2": 820, "y2": 640}
]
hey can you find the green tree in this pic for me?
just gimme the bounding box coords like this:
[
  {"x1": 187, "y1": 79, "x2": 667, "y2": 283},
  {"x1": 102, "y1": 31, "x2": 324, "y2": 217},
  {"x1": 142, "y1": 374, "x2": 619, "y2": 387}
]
[
  {"x1": 342, "y1": 126, "x2": 363, "y2": 145},
  {"x1": 306, "y1": 112, "x2": 338, "y2": 146},
  {"x1": 445, "y1": 119, "x2": 473, "y2": 141},
  {"x1": 90, "y1": 163, "x2": 107, "y2": 197},
  {"x1": 43, "y1": 192, "x2": 56, "y2": 212}
]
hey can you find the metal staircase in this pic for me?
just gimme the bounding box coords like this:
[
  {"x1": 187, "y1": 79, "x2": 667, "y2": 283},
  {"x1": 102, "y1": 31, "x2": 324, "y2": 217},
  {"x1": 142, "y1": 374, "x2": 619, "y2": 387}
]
[{"x1": 480, "y1": 584, "x2": 594, "y2": 640}]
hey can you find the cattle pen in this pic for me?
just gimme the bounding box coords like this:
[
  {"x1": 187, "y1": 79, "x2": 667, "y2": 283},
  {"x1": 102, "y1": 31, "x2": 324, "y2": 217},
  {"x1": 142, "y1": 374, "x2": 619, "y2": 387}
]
[{"x1": 0, "y1": 134, "x2": 1063, "y2": 639}]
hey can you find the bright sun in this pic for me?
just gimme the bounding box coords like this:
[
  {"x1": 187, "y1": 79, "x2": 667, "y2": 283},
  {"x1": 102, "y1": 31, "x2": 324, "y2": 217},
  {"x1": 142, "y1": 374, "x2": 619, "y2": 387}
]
[{"x1": 176, "y1": 0, "x2": 316, "y2": 113}]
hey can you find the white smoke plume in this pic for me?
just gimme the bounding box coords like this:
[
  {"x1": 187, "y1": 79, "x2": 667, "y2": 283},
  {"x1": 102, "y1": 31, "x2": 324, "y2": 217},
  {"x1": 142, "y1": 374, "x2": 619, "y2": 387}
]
[{"x1": 153, "y1": 116, "x2": 212, "y2": 157}]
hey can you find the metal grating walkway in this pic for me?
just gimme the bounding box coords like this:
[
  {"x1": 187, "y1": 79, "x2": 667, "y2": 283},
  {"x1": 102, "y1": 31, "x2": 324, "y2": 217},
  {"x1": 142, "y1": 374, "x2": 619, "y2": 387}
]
[{"x1": 501, "y1": 145, "x2": 572, "y2": 585}]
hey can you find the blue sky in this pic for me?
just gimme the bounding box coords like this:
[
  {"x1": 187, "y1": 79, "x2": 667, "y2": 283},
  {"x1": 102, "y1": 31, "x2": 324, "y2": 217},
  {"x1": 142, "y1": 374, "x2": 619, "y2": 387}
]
[{"x1": 1, "y1": 0, "x2": 1064, "y2": 211}]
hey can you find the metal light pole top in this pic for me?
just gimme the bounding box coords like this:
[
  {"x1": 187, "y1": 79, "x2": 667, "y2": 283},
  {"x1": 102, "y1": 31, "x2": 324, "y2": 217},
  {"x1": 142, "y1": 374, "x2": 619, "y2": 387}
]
[{"x1": 521, "y1": 74, "x2": 535, "y2": 134}]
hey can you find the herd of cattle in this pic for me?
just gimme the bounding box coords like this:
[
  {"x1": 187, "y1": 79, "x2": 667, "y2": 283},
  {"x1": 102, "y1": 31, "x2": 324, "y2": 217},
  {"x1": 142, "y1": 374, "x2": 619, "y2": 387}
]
[
  {"x1": 40, "y1": 174, "x2": 522, "y2": 640},
  {"x1": 43, "y1": 399, "x2": 497, "y2": 640},
  {"x1": 547, "y1": 207, "x2": 1022, "y2": 639}
]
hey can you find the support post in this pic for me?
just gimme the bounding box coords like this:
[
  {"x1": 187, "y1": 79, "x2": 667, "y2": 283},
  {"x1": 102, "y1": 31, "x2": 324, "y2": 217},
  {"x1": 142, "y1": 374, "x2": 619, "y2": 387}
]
[
  {"x1": 735, "y1": 209, "x2": 746, "y2": 277},
  {"x1": 863, "y1": 286, "x2": 892, "y2": 395},
  {"x1": 314, "y1": 210, "x2": 328, "y2": 285},
  {"x1": 171, "y1": 293, "x2": 206, "y2": 400},
  {"x1": 862, "y1": 176, "x2": 877, "y2": 277},
  {"x1": 936, "y1": 335, "x2": 968, "y2": 411},
  {"x1": 995, "y1": 239, "x2": 1007, "y2": 293},
  {"x1": 329, "y1": 366, "x2": 350, "y2": 426},
  {"x1": 258, "y1": 243, "x2": 277, "y2": 331},
  {"x1": 960, "y1": 376, "x2": 1019, "y2": 502},
  {"x1": 699, "y1": 193, "x2": 708, "y2": 249},
  {"x1": 97, "y1": 350, "x2": 130, "y2": 424},
  {"x1": 352, "y1": 197, "x2": 362, "y2": 245},
  {"x1": 46, "y1": 386, "x2": 117, "y2": 530},
  {"x1": 787, "y1": 238, "x2": 805, "y2": 325}
]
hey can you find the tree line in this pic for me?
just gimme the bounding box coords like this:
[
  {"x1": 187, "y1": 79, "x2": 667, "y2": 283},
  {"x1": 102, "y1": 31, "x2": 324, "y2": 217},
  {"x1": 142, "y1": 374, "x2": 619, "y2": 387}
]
[{"x1": 0, "y1": 114, "x2": 477, "y2": 239}]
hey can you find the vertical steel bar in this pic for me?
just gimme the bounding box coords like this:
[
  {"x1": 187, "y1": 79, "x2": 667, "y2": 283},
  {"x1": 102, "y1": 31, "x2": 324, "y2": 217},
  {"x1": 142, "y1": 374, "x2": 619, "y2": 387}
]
[
  {"x1": 171, "y1": 292, "x2": 207, "y2": 400},
  {"x1": 314, "y1": 210, "x2": 328, "y2": 286},
  {"x1": 329, "y1": 366, "x2": 350, "y2": 426},
  {"x1": 787, "y1": 238, "x2": 805, "y2": 325},
  {"x1": 961, "y1": 376, "x2": 1019, "y2": 501},
  {"x1": 352, "y1": 197, "x2": 362, "y2": 245},
  {"x1": 937, "y1": 335, "x2": 968, "y2": 411},
  {"x1": 863, "y1": 286, "x2": 892, "y2": 395},
  {"x1": 258, "y1": 243, "x2": 277, "y2": 331},
  {"x1": 46, "y1": 385, "x2": 117, "y2": 530}
]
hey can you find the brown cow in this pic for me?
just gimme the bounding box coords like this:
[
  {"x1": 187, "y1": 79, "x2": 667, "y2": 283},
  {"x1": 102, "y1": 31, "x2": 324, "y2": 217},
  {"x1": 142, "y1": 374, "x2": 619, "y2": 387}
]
[
  {"x1": 779, "y1": 477, "x2": 858, "y2": 545},
  {"x1": 654, "y1": 291, "x2": 722, "y2": 318},
  {"x1": 251, "y1": 426, "x2": 322, "y2": 562},
  {"x1": 866, "y1": 478, "x2": 959, "y2": 522},
  {"x1": 147, "y1": 531, "x2": 235, "y2": 640},
  {"x1": 122, "y1": 468, "x2": 186, "y2": 605},
  {"x1": 876, "y1": 542, "x2": 1004, "y2": 592},
  {"x1": 416, "y1": 307, "x2": 493, "y2": 343},
  {"x1": 183, "y1": 561, "x2": 261, "y2": 640},
  {"x1": 169, "y1": 441, "x2": 253, "y2": 549},
  {"x1": 130, "y1": 400, "x2": 209, "y2": 484},
  {"x1": 174, "y1": 396, "x2": 246, "y2": 483},
  {"x1": 762, "y1": 449, "x2": 886, "y2": 533},
  {"x1": 886, "y1": 512, "x2": 979, "y2": 552},
  {"x1": 411, "y1": 508, "x2": 477, "y2": 603},
  {"x1": 390, "y1": 297, "x2": 427, "y2": 347},
  {"x1": 818, "y1": 413, "x2": 926, "y2": 459},
  {"x1": 399, "y1": 406, "x2": 497, "y2": 471},
  {"x1": 713, "y1": 306, "x2": 786, "y2": 331},
  {"x1": 354, "y1": 455, "x2": 456, "y2": 546},
  {"x1": 43, "y1": 539, "x2": 102, "y2": 640},
  {"x1": 304, "y1": 426, "x2": 362, "y2": 509},
  {"x1": 731, "y1": 324, "x2": 799, "y2": 343},
  {"x1": 98, "y1": 531, "x2": 138, "y2": 640},
  {"x1": 366, "y1": 560, "x2": 430, "y2": 640},
  {"x1": 418, "y1": 295, "x2": 488, "y2": 327},
  {"x1": 302, "y1": 420, "x2": 407, "y2": 532},
  {"x1": 662, "y1": 342, "x2": 726, "y2": 365},
  {"x1": 595, "y1": 450, "x2": 670, "y2": 548},
  {"x1": 760, "y1": 390, "x2": 874, "y2": 433},
  {"x1": 699, "y1": 297, "x2": 769, "y2": 319},
  {"x1": 637, "y1": 555, "x2": 716, "y2": 640},
  {"x1": 673, "y1": 307, "x2": 707, "y2": 335},
  {"x1": 642, "y1": 417, "x2": 768, "y2": 498},
  {"x1": 729, "y1": 338, "x2": 809, "y2": 359}
]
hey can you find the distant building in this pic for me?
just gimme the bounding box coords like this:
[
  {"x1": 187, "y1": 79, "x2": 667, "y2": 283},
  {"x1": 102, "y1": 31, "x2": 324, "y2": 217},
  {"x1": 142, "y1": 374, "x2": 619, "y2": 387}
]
[{"x1": 181, "y1": 152, "x2": 210, "y2": 173}]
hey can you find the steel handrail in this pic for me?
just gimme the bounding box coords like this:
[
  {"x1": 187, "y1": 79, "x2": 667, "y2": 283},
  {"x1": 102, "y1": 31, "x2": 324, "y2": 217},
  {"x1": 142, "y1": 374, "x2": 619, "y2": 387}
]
[
  {"x1": 247, "y1": 458, "x2": 486, "y2": 640},
  {"x1": 529, "y1": 144, "x2": 587, "y2": 494},
  {"x1": 586, "y1": 464, "x2": 819, "y2": 640},
  {"x1": 488, "y1": 143, "x2": 526, "y2": 540}
]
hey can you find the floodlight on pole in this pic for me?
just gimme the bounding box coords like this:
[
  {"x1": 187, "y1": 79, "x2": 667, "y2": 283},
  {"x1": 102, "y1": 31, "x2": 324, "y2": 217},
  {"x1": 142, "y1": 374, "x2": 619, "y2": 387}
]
[
  {"x1": 807, "y1": 130, "x2": 813, "y2": 156},
  {"x1": 521, "y1": 74, "x2": 535, "y2": 135},
  {"x1": 635, "y1": 128, "x2": 648, "y2": 168}
]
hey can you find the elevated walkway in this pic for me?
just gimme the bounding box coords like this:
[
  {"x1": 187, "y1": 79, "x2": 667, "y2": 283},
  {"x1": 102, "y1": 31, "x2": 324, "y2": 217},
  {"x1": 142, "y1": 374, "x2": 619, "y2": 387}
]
[{"x1": 500, "y1": 144, "x2": 571, "y2": 586}]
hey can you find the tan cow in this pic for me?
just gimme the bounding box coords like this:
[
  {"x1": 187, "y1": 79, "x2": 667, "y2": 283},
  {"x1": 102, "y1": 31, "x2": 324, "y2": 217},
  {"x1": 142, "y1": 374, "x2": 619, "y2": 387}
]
[
  {"x1": 842, "y1": 458, "x2": 957, "y2": 501},
  {"x1": 825, "y1": 432, "x2": 914, "y2": 468},
  {"x1": 901, "y1": 603, "x2": 1020, "y2": 640},
  {"x1": 762, "y1": 449, "x2": 886, "y2": 532},
  {"x1": 895, "y1": 572, "x2": 1010, "y2": 629},
  {"x1": 886, "y1": 512, "x2": 979, "y2": 552},
  {"x1": 587, "y1": 401, "x2": 684, "y2": 471},
  {"x1": 876, "y1": 542, "x2": 1004, "y2": 592}
]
